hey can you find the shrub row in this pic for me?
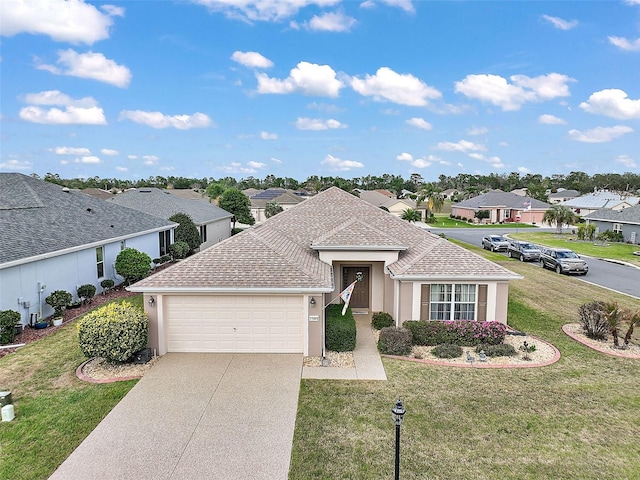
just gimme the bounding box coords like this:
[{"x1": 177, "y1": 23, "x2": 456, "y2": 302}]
[
  {"x1": 325, "y1": 304, "x2": 356, "y2": 352},
  {"x1": 0, "y1": 310, "x2": 20, "y2": 345},
  {"x1": 403, "y1": 320, "x2": 507, "y2": 346}
]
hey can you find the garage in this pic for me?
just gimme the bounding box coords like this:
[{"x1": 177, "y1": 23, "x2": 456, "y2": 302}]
[{"x1": 164, "y1": 295, "x2": 304, "y2": 353}]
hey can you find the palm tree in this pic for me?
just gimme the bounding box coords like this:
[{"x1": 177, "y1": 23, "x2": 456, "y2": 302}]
[
  {"x1": 401, "y1": 208, "x2": 422, "y2": 223},
  {"x1": 542, "y1": 204, "x2": 576, "y2": 234}
]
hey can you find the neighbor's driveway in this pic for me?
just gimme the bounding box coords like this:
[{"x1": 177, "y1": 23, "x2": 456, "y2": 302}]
[{"x1": 50, "y1": 353, "x2": 302, "y2": 480}]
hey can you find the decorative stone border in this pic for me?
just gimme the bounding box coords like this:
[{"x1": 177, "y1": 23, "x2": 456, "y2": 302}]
[
  {"x1": 383, "y1": 334, "x2": 561, "y2": 369},
  {"x1": 562, "y1": 324, "x2": 640, "y2": 359},
  {"x1": 75, "y1": 359, "x2": 143, "y2": 384}
]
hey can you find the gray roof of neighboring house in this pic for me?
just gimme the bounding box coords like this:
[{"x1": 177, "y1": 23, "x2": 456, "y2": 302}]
[
  {"x1": 559, "y1": 191, "x2": 640, "y2": 209},
  {"x1": 584, "y1": 204, "x2": 640, "y2": 225},
  {"x1": 164, "y1": 189, "x2": 208, "y2": 200},
  {"x1": 250, "y1": 192, "x2": 304, "y2": 209},
  {"x1": 0, "y1": 173, "x2": 176, "y2": 266},
  {"x1": 81, "y1": 188, "x2": 115, "y2": 200},
  {"x1": 130, "y1": 187, "x2": 519, "y2": 292},
  {"x1": 108, "y1": 188, "x2": 232, "y2": 225},
  {"x1": 453, "y1": 191, "x2": 550, "y2": 210},
  {"x1": 548, "y1": 189, "x2": 580, "y2": 199}
]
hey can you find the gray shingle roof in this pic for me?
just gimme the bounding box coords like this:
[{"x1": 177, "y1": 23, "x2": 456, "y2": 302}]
[
  {"x1": 453, "y1": 191, "x2": 550, "y2": 210},
  {"x1": 0, "y1": 173, "x2": 176, "y2": 266},
  {"x1": 584, "y1": 204, "x2": 640, "y2": 225},
  {"x1": 108, "y1": 188, "x2": 232, "y2": 224},
  {"x1": 559, "y1": 191, "x2": 640, "y2": 209},
  {"x1": 131, "y1": 187, "x2": 519, "y2": 292}
]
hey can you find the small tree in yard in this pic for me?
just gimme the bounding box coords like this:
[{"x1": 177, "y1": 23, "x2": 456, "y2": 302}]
[
  {"x1": 218, "y1": 188, "x2": 255, "y2": 230},
  {"x1": 401, "y1": 208, "x2": 422, "y2": 223},
  {"x1": 77, "y1": 284, "x2": 96, "y2": 304},
  {"x1": 265, "y1": 201, "x2": 283, "y2": 218},
  {"x1": 543, "y1": 204, "x2": 577, "y2": 234},
  {"x1": 475, "y1": 210, "x2": 490, "y2": 222},
  {"x1": 115, "y1": 248, "x2": 151, "y2": 285},
  {"x1": 168, "y1": 240, "x2": 190, "y2": 260},
  {"x1": 0, "y1": 310, "x2": 21, "y2": 344},
  {"x1": 45, "y1": 290, "x2": 72, "y2": 318},
  {"x1": 169, "y1": 212, "x2": 201, "y2": 254}
]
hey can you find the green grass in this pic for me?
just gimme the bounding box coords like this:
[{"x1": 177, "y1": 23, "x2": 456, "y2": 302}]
[
  {"x1": 509, "y1": 231, "x2": 640, "y2": 266},
  {"x1": 290, "y1": 253, "x2": 640, "y2": 479},
  {"x1": 428, "y1": 215, "x2": 536, "y2": 229},
  {"x1": 0, "y1": 295, "x2": 143, "y2": 480}
]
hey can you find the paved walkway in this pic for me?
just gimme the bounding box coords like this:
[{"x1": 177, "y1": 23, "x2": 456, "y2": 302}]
[
  {"x1": 50, "y1": 354, "x2": 302, "y2": 480},
  {"x1": 302, "y1": 313, "x2": 387, "y2": 380}
]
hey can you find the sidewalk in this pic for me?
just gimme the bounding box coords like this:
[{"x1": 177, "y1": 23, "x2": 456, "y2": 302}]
[{"x1": 302, "y1": 313, "x2": 387, "y2": 380}]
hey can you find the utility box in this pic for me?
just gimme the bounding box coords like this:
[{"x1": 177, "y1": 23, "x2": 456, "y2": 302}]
[{"x1": 0, "y1": 391, "x2": 12, "y2": 407}]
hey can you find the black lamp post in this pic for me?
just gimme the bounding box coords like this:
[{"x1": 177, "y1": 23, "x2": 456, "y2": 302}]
[{"x1": 391, "y1": 398, "x2": 406, "y2": 480}]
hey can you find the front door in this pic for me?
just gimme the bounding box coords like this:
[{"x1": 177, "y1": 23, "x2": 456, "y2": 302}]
[{"x1": 343, "y1": 267, "x2": 370, "y2": 309}]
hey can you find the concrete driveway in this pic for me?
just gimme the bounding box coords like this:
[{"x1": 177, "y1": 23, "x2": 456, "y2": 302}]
[{"x1": 50, "y1": 353, "x2": 302, "y2": 480}]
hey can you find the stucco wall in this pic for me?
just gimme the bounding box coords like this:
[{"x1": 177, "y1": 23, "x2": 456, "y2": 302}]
[{"x1": 200, "y1": 219, "x2": 231, "y2": 250}]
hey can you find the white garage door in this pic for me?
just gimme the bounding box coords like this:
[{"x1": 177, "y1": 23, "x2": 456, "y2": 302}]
[{"x1": 165, "y1": 295, "x2": 304, "y2": 353}]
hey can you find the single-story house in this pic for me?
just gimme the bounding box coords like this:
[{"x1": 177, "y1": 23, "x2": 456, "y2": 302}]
[
  {"x1": 129, "y1": 187, "x2": 521, "y2": 357},
  {"x1": 452, "y1": 190, "x2": 550, "y2": 224},
  {"x1": 108, "y1": 188, "x2": 233, "y2": 250},
  {"x1": 584, "y1": 205, "x2": 640, "y2": 244},
  {"x1": 547, "y1": 189, "x2": 580, "y2": 204},
  {"x1": 559, "y1": 191, "x2": 640, "y2": 217},
  {"x1": 250, "y1": 191, "x2": 305, "y2": 223},
  {"x1": 0, "y1": 173, "x2": 176, "y2": 327},
  {"x1": 357, "y1": 189, "x2": 428, "y2": 220}
]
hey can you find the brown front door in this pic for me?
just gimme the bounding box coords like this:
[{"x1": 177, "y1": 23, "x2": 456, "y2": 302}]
[{"x1": 343, "y1": 267, "x2": 370, "y2": 309}]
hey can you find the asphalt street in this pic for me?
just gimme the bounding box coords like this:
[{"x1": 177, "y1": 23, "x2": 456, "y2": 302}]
[{"x1": 427, "y1": 227, "x2": 640, "y2": 300}]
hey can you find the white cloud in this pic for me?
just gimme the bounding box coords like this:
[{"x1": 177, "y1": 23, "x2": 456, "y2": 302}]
[
  {"x1": 435, "y1": 140, "x2": 486, "y2": 153},
  {"x1": 127, "y1": 155, "x2": 138, "y2": 160},
  {"x1": 361, "y1": 0, "x2": 415, "y2": 13},
  {"x1": 53, "y1": 146, "x2": 91, "y2": 155},
  {"x1": 321, "y1": 154, "x2": 364, "y2": 171},
  {"x1": 0, "y1": 0, "x2": 119, "y2": 44},
  {"x1": 539, "y1": 114, "x2": 567, "y2": 125},
  {"x1": 115, "y1": 166, "x2": 128, "y2": 172},
  {"x1": 307, "y1": 11, "x2": 357, "y2": 32},
  {"x1": 295, "y1": 117, "x2": 345, "y2": 130},
  {"x1": 75, "y1": 155, "x2": 101, "y2": 164},
  {"x1": 101, "y1": 148, "x2": 119, "y2": 155},
  {"x1": 615, "y1": 155, "x2": 637, "y2": 168},
  {"x1": 568, "y1": 125, "x2": 633, "y2": 143},
  {"x1": 0, "y1": 158, "x2": 33, "y2": 171},
  {"x1": 256, "y1": 61, "x2": 344, "y2": 97},
  {"x1": 260, "y1": 131, "x2": 278, "y2": 139},
  {"x1": 219, "y1": 161, "x2": 265, "y2": 174},
  {"x1": 119, "y1": 110, "x2": 213, "y2": 129},
  {"x1": 101, "y1": 5, "x2": 125, "y2": 17},
  {"x1": 143, "y1": 155, "x2": 159, "y2": 165},
  {"x1": 608, "y1": 36, "x2": 640, "y2": 51},
  {"x1": 542, "y1": 14, "x2": 578, "y2": 30},
  {"x1": 37, "y1": 49, "x2": 131, "y2": 88},
  {"x1": 467, "y1": 126, "x2": 488, "y2": 135},
  {"x1": 350, "y1": 67, "x2": 441, "y2": 106},
  {"x1": 248, "y1": 161, "x2": 267, "y2": 169},
  {"x1": 192, "y1": 0, "x2": 341, "y2": 22},
  {"x1": 468, "y1": 153, "x2": 504, "y2": 168},
  {"x1": 20, "y1": 106, "x2": 107, "y2": 125},
  {"x1": 405, "y1": 117, "x2": 432, "y2": 130},
  {"x1": 270, "y1": 157, "x2": 282, "y2": 163},
  {"x1": 579, "y1": 89, "x2": 640, "y2": 119},
  {"x1": 518, "y1": 166, "x2": 532, "y2": 174},
  {"x1": 231, "y1": 51, "x2": 273, "y2": 68},
  {"x1": 396, "y1": 152, "x2": 414, "y2": 162},
  {"x1": 454, "y1": 73, "x2": 574, "y2": 111},
  {"x1": 23, "y1": 90, "x2": 97, "y2": 107}
]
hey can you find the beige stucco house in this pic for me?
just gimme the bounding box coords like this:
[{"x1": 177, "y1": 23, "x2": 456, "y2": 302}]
[{"x1": 130, "y1": 187, "x2": 521, "y2": 357}]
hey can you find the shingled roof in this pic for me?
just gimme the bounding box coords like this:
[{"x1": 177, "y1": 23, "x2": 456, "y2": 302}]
[
  {"x1": 0, "y1": 173, "x2": 176, "y2": 266},
  {"x1": 584, "y1": 204, "x2": 640, "y2": 225},
  {"x1": 453, "y1": 190, "x2": 550, "y2": 210},
  {"x1": 131, "y1": 187, "x2": 518, "y2": 292}
]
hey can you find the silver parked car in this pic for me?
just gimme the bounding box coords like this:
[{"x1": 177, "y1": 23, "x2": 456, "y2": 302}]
[
  {"x1": 482, "y1": 235, "x2": 510, "y2": 252},
  {"x1": 540, "y1": 247, "x2": 588, "y2": 275},
  {"x1": 507, "y1": 240, "x2": 541, "y2": 262}
]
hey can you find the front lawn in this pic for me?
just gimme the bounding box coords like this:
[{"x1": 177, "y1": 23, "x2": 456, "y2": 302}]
[
  {"x1": 290, "y1": 258, "x2": 640, "y2": 479},
  {"x1": 0, "y1": 296, "x2": 143, "y2": 480},
  {"x1": 429, "y1": 215, "x2": 536, "y2": 229}
]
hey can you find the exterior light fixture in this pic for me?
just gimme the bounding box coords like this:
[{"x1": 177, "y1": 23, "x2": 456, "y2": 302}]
[
  {"x1": 148, "y1": 296, "x2": 155, "y2": 307},
  {"x1": 356, "y1": 271, "x2": 363, "y2": 282},
  {"x1": 391, "y1": 398, "x2": 406, "y2": 480},
  {"x1": 310, "y1": 297, "x2": 316, "y2": 306}
]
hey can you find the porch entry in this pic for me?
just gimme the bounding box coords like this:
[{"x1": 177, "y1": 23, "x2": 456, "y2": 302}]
[{"x1": 342, "y1": 266, "x2": 370, "y2": 310}]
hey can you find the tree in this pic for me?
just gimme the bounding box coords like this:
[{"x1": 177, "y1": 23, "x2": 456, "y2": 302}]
[
  {"x1": 401, "y1": 208, "x2": 422, "y2": 222},
  {"x1": 265, "y1": 201, "x2": 283, "y2": 218},
  {"x1": 169, "y1": 212, "x2": 201, "y2": 254},
  {"x1": 475, "y1": 210, "x2": 490, "y2": 221},
  {"x1": 542, "y1": 204, "x2": 576, "y2": 234},
  {"x1": 205, "y1": 182, "x2": 227, "y2": 204},
  {"x1": 218, "y1": 188, "x2": 255, "y2": 229},
  {"x1": 115, "y1": 248, "x2": 152, "y2": 285}
]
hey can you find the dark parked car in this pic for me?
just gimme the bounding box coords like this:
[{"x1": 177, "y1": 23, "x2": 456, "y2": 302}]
[
  {"x1": 540, "y1": 247, "x2": 588, "y2": 275},
  {"x1": 482, "y1": 235, "x2": 510, "y2": 252},
  {"x1": 507, "y1": 240, "x2": 541, "y2": 262}
]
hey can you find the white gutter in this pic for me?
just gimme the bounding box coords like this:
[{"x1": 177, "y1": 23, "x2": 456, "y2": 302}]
[
  {"x1": 389, "y1": 274, "x2": 523, "y2": 281},
  {"x1": 127, "y1": 286, "x2": 335, "y2": 294},
  {"x1": 311, "y1": 245, "x2": 407, "y2": 251}
]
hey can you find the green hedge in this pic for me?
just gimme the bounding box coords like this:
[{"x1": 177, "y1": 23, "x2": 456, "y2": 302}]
[
  {"x1": 371, "y1": 311, "x2": 394, "y2": 330},
  {"x1": 0, "y1": 309, "x2": 20, "y2": 345},
  {"x1": 77, "y1": 301, "x2": 148, "y2": 363},
  {"x1": 325, "y1": 304, "x2": 356, "y2": 352},
  {"x1": 403, "y1": 320, "x2": 507, "y2": 346}
]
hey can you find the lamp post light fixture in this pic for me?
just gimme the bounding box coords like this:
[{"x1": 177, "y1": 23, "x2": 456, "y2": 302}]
[
  {"x1": 391, "y1": 398, "x2": 406, "y2": 480},
  {"x1": 148, "y1": 296, "x2": 155, "y2": 307},
  {"x1": 309, "y1": 296, "x2": 316, "y2": 306}
]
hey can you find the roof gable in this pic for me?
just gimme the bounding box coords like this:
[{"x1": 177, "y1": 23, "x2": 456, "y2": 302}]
[{"x1": 453, "y1": 191, "x2": 550, "y2": 210}]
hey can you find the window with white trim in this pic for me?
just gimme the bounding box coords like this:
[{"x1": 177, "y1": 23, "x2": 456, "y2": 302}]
[
  {"x1": 613, "y1": 223, "x2": 623, "y2": 234},
  {"x1": 96, "y1": 246, "x2": 104, "y2": 278},
  {"x1": 430, "y1": 283, "x2": 476, "y2": 321}
]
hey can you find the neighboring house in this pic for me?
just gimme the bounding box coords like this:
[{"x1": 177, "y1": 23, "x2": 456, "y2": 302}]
[
  {"x1": 441, "y1": 188, "x2": 459, "y2": 200},
  {"x1": 81, "y1": 187, "x2": 115, "y2": 200},
  {"x1": 129, "y1": 187, "x2": 521, "y2": 357},
  {"x1": 250, "y1": 191, "x2": 305, "y2": 223},
  {"x1": 547, "y1": 189, "x2": 580, "y2": 204},
  {"x1": 584, "y1": 205, "x2": 640, "y2": 244},
  {"x1": 452, "y1": 190, "x2": 551, "y2": 224},
  {"x1": 357, "y1": 189, "x2": 428, "y2": 220},
  {"x1": 164, "y1": 189, "x2": 208, "y2": 201},
  {"x1": 510, "y1": 188, "x2": 528, "y2": 197},
  {"x1": 0, "y1": 173, "x2": 176, "y2": 327},
  {"x1": 559, "y1": 190, "x2": 640, "y2": 217},
  {"x1": 108, "y1": 188, "x2": 232, "y2": 250}
]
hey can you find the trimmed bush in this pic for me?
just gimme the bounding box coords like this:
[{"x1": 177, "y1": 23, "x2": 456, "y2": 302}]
[
  {"x1": 45, "y1": 290, "x2": 72, "y2": 317},
  {"x1": 0, "y1": 309, "x2": 20, "y2": 345},
  {"x1": 475, "y1": 343, "x2": 517, "y2": 357},
  {"x1": 432, "y1": 343, "x2": 463, "y2": 359},
  {"x1": 77, "y1": 301, "x2": 148, "y2": 363},
  {"x1": 100, "y1": 278, "x2": 115, "y2": 293},
  {"x1": 169, "y1": 241, "x2": 190, "y2": 260},
  {"x1": 371, "y1": 311, "x2": 394, "y2": 330},
  {"x1": 403, "y1": 320, "x2": 507, "y2": 346},
  {"x1": 115, "y1": 248, "x2": 151, "y2": 285},
  {"x1": 325, "y1": 304, "x2": 356, "y2": 352},
  {"x1": 169, "y1": 212, "x2": 201, "y2": 254},
  {"x1": 578, "y1": 301, "x2": 610, "y2": 340},
  {"x1": 378, "y1": 327, "x2": 413, "y2": 356},
  {"x1": 77, "y1": 284, "x2": 96, "y2": 304}
]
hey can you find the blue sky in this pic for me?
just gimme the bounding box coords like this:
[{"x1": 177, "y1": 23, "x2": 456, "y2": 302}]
[{"x1": 1, "y1": 0, "x2": 639, "y2": 182}]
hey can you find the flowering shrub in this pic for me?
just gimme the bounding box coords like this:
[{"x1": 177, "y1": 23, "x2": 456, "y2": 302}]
[
  {"x1": 77, "y1": 301, "x2": 148, "y2": 363},
  {"x1": 403, "y1": 320, "x2": 507, "y2": 346}
]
